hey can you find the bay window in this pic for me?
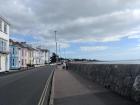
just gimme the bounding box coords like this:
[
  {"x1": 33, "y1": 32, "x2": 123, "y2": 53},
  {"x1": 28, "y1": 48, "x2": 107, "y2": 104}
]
[{"x1": 0, "y1": 39, "x2": 7, "y2": 52}]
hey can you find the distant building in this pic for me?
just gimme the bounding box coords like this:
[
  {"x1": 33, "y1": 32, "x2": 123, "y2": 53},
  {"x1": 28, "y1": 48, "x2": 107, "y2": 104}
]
[
  {"x1": 32, "y1": 48, "x2": 50, "y2": 65},
  {"x1": 28, "y1": 47, "x2": 34, "y2": 66},
  {"x1": 0, "y1": 17, "x2": 10, "y2": 72},
  {"x1": 39, "y1": 48, "x2": 50, "y2": 64},
  {"x1": 33, "y1": 48, "x2": 38, "y2": 65},
  {"x1": 34, "y1": 48, "x2": 41, "y2": 65}
]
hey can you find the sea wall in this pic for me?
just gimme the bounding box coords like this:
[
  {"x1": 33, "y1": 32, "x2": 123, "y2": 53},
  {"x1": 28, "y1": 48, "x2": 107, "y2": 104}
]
[{"x1": 67, "y1": 62, "x2": 140, "y2": 102}]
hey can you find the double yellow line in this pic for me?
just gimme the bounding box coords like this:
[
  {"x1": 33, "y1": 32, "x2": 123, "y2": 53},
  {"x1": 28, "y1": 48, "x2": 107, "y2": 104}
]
[{"x1": 38, "y1": 70, "x2": 54, "y2": 105}]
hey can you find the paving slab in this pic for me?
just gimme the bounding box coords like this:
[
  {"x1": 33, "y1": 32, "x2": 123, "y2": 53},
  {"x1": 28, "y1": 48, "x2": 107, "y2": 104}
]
[{"x1": 54, "y1": 66, "x2": 137, "y2": 105}]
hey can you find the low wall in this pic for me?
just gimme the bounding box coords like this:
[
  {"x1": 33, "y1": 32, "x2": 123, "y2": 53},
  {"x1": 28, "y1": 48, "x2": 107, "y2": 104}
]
[{"x1": 67, "y1": 63, "x2": 140, "y2": 102}]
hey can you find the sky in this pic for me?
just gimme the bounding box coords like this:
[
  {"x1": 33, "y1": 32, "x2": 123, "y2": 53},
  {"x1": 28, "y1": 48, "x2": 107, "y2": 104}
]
[{"x1": 1, "y1": 0, "x2": 140, "y2": 60}]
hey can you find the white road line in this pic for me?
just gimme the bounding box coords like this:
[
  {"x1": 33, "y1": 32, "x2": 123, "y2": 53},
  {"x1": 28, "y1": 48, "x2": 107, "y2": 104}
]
[
  {"x1": 49, "y1": 71, "x2": 55, "y2": 105},
  {"x1": 38, "y1": 70, "x2": 54, "y2": 105}
]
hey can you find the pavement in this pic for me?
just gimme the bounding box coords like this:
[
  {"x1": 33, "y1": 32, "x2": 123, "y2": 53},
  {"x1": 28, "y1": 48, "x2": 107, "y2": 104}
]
[
  {"x1": 0, "y1": 65, "x2": 54, "y2": 105},
  {"x1": 54, "y1": 66, "x2": 137, "y2": 105}
]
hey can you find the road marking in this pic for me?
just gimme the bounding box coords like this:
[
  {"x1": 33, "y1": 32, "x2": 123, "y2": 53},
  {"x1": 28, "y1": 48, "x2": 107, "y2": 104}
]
[
  {"x1": 49, "y1": 71, "x2": 55, "y2": 105},
  {"x1": 38, "y1": 70, "x2": 54, "y2": 105}
]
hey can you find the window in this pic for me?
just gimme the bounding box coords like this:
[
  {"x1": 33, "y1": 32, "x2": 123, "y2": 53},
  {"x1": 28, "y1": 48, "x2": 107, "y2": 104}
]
[
  {"x1": 0, "y1": 40, "x2": 2, "y2": 51},
  {"x1": 25, "y1": 50, "x2": 26, "y2": 56},
  {"x1": 0, "y1": 39, "x2": 7, "y2": 52},
  {"x1": 2, "y1": 40, "x2": 6, "y2": 51},
  {"x1": 4, "y1": 23, "x2": 7, "y2": 34},
  {"x1": 13, "y1": 47, "x2": 14, "y2": 54},
  {"x1": 3, "y1": 41, "x2": 6, "y2": 51},
  {"x1": 10, "y1": 58, "x2": 12, "y2": 66},
  {"x1": 0, "y1": 20, "x2": 2, "y2": 31},
  {"x1": 22, "y1": 59, "x2": 24, "y2": 65},
  {"x1": 13, "y1": 59, "x2": 14, "y2": 66},
  {"x1": 22, "y1": 49, "x2": 24, "y2": 56}
]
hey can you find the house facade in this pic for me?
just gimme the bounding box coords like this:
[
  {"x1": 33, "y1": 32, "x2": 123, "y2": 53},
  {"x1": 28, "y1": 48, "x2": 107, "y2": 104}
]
[
  {"x1": 20, "y1": 42, "x2": 36, "y2": 67},
  {"x1": 44, "y1": 50, "x2": 50, "y2": 64},
  {"x1": 33, "y1": 49, "x2": 38, "y2": 65},
  {"x1": 40, "y1": 49, "x2": 50, "y2": 64},
  {"x1": 9, "y1": 41, "x2": 37, "y2": 69},
  {"x1": 27, "y1": 47, "x2": 34, "y2": 66},
  {"x1": 32, "y1": 48, "x2": 50, "y2": 65},
  {"x1": 20, "y1": 42, "x2": 29, "y2": 68},
  {"x1": 9, "y1": 39, "x2": 50, "y2": 69},
  {"x1": 9, "y1": 39, "x2": 21, "y2": 70},
  {"x1": 0, "y1": 17, "x2": 10, "y2": 72},
  {"x1": 34, "y1": 48, "x2": 40, "y2": 65}
]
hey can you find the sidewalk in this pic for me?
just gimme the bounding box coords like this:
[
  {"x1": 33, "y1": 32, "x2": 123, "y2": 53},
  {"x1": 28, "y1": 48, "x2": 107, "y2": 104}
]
[{"x1": 54, "y1": 66, "x2": 137, "y2": 105}]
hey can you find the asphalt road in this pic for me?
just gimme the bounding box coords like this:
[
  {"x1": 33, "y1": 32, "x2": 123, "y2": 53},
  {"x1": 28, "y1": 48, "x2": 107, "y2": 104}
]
[{"x1": 0, "y1": 66, "x2": 54, "y2": 105}]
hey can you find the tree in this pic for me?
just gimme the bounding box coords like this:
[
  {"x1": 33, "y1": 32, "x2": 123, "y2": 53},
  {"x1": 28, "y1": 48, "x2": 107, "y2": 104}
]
[{"x1": 50, "y1": 53, "x2": 58, "y2": 63}]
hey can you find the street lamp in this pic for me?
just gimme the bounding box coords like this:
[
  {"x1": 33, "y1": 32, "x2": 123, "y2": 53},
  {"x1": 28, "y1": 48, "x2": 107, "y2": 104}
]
[
  {"x1": 59, "y1": 44, "x2": 61, "y2": 58},
  {"x1": 54, "y1": 30, "x2": 57, "y2": 55},
  {"x1": 54, "y1": 30, "x2": 58, "y2": 62}
]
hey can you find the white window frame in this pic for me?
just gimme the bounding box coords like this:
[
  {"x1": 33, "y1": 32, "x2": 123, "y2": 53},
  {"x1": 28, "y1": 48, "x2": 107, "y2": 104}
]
[{"x1": 4, "y1": 22, "x2": 7, "y2": 34}]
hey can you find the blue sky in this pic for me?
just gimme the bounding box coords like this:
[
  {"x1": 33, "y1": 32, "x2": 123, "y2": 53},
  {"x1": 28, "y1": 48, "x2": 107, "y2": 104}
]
[
  {"x1": 63, "y1": 37, "x2": 140, "y2": 60},
  {"x1": 2, "y1": 0, "x2": 140, "y2": 60},
  {"x1": 10, "y1": 33, "x2": 140, "y2": 60},
  {"x1": 10, "y1": 34, "x2": 38, "y2": 42}
]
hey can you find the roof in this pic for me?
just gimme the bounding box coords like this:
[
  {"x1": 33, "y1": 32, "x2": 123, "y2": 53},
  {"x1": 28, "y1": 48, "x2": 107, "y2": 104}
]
[
  {"x1": 20, "y1": 42, "x2": 35, "y2": 50},
  {"x1": 9, "y1": 39, "x2": 14, "y2": 44},
  {"x1": 10, "y1": 40, "x2": 34, "y2": 50},
  {"x1": 9, "y1": 39, "x2": 20, "y2": 47},
  {"x1": 0, "y1": 16, "x2": 10, "y2": 25},
  {"x1": 9, "y1": 39, "x2": 49, "y2": 52},
  {"x1": 20, "y1": 42, "x2": 29, "y2": 48},
  {"x1": 37, "y1": 48, "x2": 49, "y2": 52}
]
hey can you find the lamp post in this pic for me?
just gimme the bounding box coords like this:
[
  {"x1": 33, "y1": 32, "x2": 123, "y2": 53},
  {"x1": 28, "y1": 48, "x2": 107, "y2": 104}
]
[
  {"x1": 54, "y1": 30, "x2": 58, "y2": 62},
  {"x1": 54, "y1": 30, "x2": 57, "y2": 55},
  {"x1": 59, "y1": 44, "x2": 61, "y2": 59}
]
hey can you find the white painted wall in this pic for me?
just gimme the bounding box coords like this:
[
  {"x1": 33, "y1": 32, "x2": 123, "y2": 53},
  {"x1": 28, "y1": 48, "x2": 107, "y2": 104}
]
[
  {"x1": 18, "y1": 48, "x2": 21, "y2": 68},
  {"x1": 20, "y1": 48, "x2": 28, "y2": 68},
  {"x1": 0, "y1": 21, "x2": 9, "y2": 41},
  {"x1": 33, "y1": 49, "x2": 50, "y2": 65},
  {"x1": 46, "y1": 51, "x2": 50, "y2": 63},
  {"x1": 0, "y1": 55, "x2": 7, "y2": 72},
  {"x1": 0, "y1": 18, "x2": 10, "y2": 72}
]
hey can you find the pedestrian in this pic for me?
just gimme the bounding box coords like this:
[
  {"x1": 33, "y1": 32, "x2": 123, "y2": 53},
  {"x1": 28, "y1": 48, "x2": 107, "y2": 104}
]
[{"x1": 63, "y1": 61, "x2": 66, "y2": 69}]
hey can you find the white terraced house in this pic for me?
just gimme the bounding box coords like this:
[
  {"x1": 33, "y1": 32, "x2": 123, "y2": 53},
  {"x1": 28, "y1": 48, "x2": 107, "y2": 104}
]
[{"x1": 0, "y1": 17, "x2": 10, "y2": 72}]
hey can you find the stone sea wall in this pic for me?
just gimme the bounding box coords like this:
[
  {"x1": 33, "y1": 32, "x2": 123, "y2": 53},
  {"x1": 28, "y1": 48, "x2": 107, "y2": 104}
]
[{"x1": 67, "y1": 63, "x2": 140, "y2": 102}]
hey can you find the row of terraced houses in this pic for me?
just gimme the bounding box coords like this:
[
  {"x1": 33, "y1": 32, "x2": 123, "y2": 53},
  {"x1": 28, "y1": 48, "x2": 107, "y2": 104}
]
[{"x1": 0, "y1": 17, "x2": 50, "y2": 72}]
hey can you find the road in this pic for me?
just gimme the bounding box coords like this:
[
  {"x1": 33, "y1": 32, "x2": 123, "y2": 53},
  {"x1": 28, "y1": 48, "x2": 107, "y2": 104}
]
[{"x1": 0, "y1": 66, "x2": 54, "y2": 105}]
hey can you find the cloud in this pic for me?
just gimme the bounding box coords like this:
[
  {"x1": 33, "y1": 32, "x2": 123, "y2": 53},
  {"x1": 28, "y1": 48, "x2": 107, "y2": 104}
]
[
  {"x1": 1, "y1": 0, "x2": 140, "y2": 51},
  {"x1": 0, "y1": 0, "x2": 140, "y2": 42},
  {"x1": 80, "y1": 46, "x2": 108, "y2": 52},
  {"x1": 128, "y1": 34, "x2": 140, "y2": 39}
]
